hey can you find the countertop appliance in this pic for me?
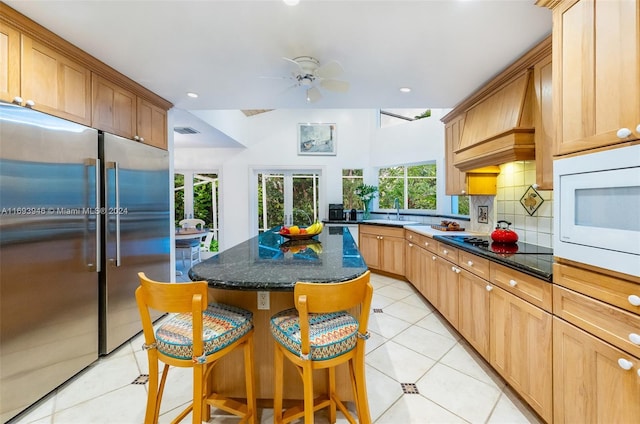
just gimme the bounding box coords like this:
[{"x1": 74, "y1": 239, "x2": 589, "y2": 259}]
[
  {"x1": 553, "y1": 144, "x2": 640, "y2": 277},
  {"x1": 0, "y1": 102, "x2": 170, "y2": 422},
  {"x1": 434, "y1": 235, "x2": 554, "y2": 280},
  {"x1": 328, "y1": 203, "x2": 345, "y2": 220}
]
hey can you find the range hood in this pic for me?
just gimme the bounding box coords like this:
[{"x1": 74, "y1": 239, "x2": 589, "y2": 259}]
[{"x1": 453, "y1": 69, "x2": 536, "y2": 172}]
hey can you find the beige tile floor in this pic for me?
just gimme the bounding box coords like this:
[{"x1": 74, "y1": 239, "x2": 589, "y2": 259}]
[{"x1": 10, "y1": 270, "x2": 543, "y2": 424}]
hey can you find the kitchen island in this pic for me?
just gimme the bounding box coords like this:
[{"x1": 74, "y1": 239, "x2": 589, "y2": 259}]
[{"x1": 188, "y1": 226, "x2": 367, "y2": 403}]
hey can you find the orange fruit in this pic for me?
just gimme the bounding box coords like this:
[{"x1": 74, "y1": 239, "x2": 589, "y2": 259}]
[{"x1": 289, "y1": 225, "x2": 300, "y2": 235}]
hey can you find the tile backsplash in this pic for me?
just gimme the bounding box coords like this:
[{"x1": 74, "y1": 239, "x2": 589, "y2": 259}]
[{"x1": 469, "y1": 161, "x2": 554, "y2": 248}]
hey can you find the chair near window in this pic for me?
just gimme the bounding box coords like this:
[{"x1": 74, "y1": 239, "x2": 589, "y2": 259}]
[
  {"x1": 135, "y1": 272, "x2": 257, "y2": 424},
  {"x1": 270, "y1": 271, "x2": 373, "y2": 424},
  {"x1": 176, "y1": 219, "x2": 206, "y2": 267}
]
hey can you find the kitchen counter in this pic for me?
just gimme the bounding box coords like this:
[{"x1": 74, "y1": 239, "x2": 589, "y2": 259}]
[
  {"x1": 188, "y1": 225, "x2": 367, "y2": 291},
  {"x1": 433, "y1": 235, "x2": 553, "y2": 281}
]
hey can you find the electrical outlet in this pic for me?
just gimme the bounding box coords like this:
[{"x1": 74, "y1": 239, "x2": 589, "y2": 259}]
[{"x1": 257, "y1": 291, "x2": 270, "y2": 310}]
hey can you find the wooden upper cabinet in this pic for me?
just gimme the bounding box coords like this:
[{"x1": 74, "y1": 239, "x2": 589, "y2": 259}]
[
  {"x1": 444, "y1": 115, "x2": 467, "y2": 195},
  {"x1": 20, "y1": 35, "x2": 91, "y2": 125},
  {"x1": 532, "y1": 53, "x2": 554, "y2": 189},
  {"x1": 543, "y1": 0, "x2": 640, "y2": 155},
  {"x1": 137, "y1": 97, "x2": 167, "y2": 150},
  {"x1": 92, "y1": 73, "x2": 136, "y2": 139},
  {"x1": 0, "y1": 21, "x2": 20, "y2": 103}
]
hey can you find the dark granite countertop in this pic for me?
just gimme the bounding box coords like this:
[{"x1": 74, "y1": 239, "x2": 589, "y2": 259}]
[
  {"x1": 188, "y1": 226, "x2": 367, "y2": 291},
  {"x1": 433, "y1": 235, "x2": 553, "y2": 282}
]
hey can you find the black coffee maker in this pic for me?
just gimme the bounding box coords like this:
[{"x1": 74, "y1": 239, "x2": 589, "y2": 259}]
[{"x1": 328, "y1": 204, "x2": 345, "y2": 220}]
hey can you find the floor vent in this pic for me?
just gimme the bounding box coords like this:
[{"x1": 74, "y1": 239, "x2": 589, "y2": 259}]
[
  {"x1": 401, "y1": 383, "x2": 419, "y2": 394},
  {"x1": 132, "y1": 374, "x2": 149, "y2": 385},
  {"x1": 373, "y1": 308, "x2": 383, "y2": 313}
]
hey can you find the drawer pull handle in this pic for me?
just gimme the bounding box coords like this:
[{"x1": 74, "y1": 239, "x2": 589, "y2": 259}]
[
  {"x1": 455, "y1": 268, "x2": 460, "y2": 274},
  {"x1": 408, "y1": 243, "x2": 413, "y2": 247},
  {"x1": 617, "y1": 358, "x2": 633, "y2": 370},
  {"x1": 629, "y1": 295, "x2": 640, "y2": 306},
  {"x1": 467, "y1": 260, "x2": 473, "y2": 266},
  {"x1": 432, "y1": 256, "x2": 436, "y2": 261},
  {"x1": 409, "y1": 235, "x2": 413, "y2": 239},
  {"x1": 451, "y1": 266, "x2": 456, "y2": 272},
  {"x1": 509, "y1": 279, "x2": 518, "y2": 287},
  {"x1": 443, "y1": 249, "x2": 448, "y2": 254},
  {"x1": 616, "y1": 127, "x2": 632, "y2": 139},
  {"x1": 629, "y1": 333, "x2": 640, "y2": 345},
  {"x1": 424, "y1": 242, "x2": 429, "y2": 247},
  {"x1": 486, "y1": 285, "x2": 493, "y2": 292}
]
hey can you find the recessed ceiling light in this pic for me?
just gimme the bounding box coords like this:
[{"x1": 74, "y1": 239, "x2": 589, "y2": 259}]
[
  {"x1": 283, "y1": 0, "x2": 299, "y2": 5},
  {"x1": 187, "y1": 92, "x2": 199, "y2": 98},
  {"x1": 399, "y1": 87, "x2": 412, "y2": 93}
]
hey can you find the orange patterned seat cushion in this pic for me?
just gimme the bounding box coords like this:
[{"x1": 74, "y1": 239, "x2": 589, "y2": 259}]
[
  {"x1": 270, "y1": 308, "x2": 358, "y2": 361},
  {"x1": 155, "y1": 303, "x2": 252, "y2": 360}
]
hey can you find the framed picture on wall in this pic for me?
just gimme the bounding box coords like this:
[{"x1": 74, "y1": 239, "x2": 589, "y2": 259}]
[{"x1": 298, "y1": 123, "x2": 336, "y2": 156}]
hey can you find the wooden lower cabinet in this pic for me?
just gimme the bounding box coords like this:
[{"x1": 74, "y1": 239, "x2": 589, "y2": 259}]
[
  {"x1": 459, "y1": 269, "x2": 490, "y2": 358},
  {"x1": 435, "y1": 255, "x2": 459, "y2": 327},
  {"x1": 490, "y1": 285, "x2": 553, "y2": 423},
  {"x1": 359, "y1": 225, "x2": 404, "y2": 276},
  {"x1": 553, "y1": 317, "x2": 640, "y2": 424}
]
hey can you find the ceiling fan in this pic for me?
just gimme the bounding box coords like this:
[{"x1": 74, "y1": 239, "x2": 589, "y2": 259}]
[{"x1": 277, "y1": 56, "x2": 350, "y2": 103}]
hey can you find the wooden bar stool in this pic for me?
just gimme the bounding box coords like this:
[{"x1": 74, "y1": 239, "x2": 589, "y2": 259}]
[
  {"x1": 136, "y1": 272, "x2": 257, "y2": 424},
  {"x1": 270, "y1": 270, "x2": 373, "y2": 424}
]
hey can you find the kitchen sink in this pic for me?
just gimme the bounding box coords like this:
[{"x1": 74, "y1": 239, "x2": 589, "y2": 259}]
[{"x1": 362, "y1": 219, "x2": 420, "y2": 226}]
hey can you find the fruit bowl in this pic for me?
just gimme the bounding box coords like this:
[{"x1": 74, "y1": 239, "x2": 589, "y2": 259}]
[
  {"x1": 278, "y1": 222, "x2": 323, "y2": 240},
  {"x1": 279, "y1": 233, "x2": 319, "y2": 240}
]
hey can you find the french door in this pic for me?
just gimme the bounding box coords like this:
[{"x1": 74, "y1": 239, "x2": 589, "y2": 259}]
[{"x1": 256, "y1": 170, "x2": 320, "y2": 233}]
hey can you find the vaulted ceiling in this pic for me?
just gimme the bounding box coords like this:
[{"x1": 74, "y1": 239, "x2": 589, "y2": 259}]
[{"x1": 5, "y1": 0, "x2": 552, "y2": 146}]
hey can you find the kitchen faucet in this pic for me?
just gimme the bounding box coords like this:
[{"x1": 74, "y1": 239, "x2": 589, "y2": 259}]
[{"x1": 394, "y1": 198, "x2": 400, "y2": 220}]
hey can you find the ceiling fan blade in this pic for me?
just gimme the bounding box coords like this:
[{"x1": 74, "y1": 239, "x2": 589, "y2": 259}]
[
  {"x1": 320, "y1": 79, "x2": 350, "y2": 93},
  {"x1": 282, "y1": 57, "x2": 303, "y2": 72},
  {"x1": 316, "y1": 60, "x2": 344, "y2": 79},
  {"x1": 306, "y1": 87, "x2": 322, "y2": 103}
]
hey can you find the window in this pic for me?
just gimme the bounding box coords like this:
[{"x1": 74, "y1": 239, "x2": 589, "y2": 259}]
[
  {"x1": 378, "y1": 163, "x2": 437, "y2": 210},
  {"x1": 451, "y1": 195, "x2": 470, "y2": 216},
  {"x1": 342, "y1": 169, "x2": 364, "y2": 209}
]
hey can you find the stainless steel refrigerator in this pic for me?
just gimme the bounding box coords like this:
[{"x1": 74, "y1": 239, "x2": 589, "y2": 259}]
[{"x1": 0, "y1": 102, "x2": 170, "y2": 422}]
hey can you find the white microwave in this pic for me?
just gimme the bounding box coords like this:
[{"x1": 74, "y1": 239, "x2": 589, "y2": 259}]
[{"x1": 554, "y1": 145, "x2": 640, "y2": 277}]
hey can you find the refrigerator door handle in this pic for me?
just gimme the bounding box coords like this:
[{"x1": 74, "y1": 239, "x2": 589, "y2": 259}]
[
  {"x1": 107, "y1": 161, "x2": 121, "y2": 267},
  {"x1": 85, "y1": 158, "x2": 101, "y2": 272}
]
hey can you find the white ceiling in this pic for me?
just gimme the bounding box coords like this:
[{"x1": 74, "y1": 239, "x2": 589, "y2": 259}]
[{"x1": 6, "y1": 0, "x2": 552, "y2": 147}]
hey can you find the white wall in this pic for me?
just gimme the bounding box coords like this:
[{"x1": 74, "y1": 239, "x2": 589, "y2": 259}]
[{"x1": 174, "y1": 109, "x2": 448, "y2": 249}]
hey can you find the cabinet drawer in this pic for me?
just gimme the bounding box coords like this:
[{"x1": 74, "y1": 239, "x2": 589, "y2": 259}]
[
  {"x1": 490, "y1": 263, "x2": 552, "y2": 312},
  {"x1": 405, "y1": 230, "x2": 437, "y2": 253},
  {"x1": 436, "y1": 242, "x2": 459, "y2": 264},
  {"x1": 459, "y1": 250, "x2": 490, "y2": 280},
  {"x1": 359, "y1": 225, "x2": 404, "y2": 238},
  {"x1": 554, "y1": 263, "x2": 640, "y2": 315},
  {"x1": 554, "y1": 285, "x2": 640, "y2": 358}
]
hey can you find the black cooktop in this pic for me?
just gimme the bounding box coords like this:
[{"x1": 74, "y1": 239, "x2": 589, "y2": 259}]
[{"x1": 433, "y1": 235, "x2": 554, "y2": 281}]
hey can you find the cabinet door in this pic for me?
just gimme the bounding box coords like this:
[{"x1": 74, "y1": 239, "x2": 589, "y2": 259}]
[
  {"x1": 92, "y1": 74, "x2": 136, "y2": 138},
  {"x1": 533, "y1": 53, "x2": 554, "y2": 189},
  {"x1": 459, "y1": 270, "x2": 490, "y2": 358},
  {"x1": 553, "y1": 0, "x2": 640, "y2": 154},
  {"x1": 553, "y1": 317, "x2": 640, "y2": 424},
  {"x1": 137, "y1": 97, "x2": 167, "y2": 150},
  {"x1": 405, "y1": 240, "x2": 419, "y2": 286},
  {"x1": 445, "y1": 115, "x2": 467, "y2": 195},
  {"x1": 435, "y1": 255, "x2": 459, "y2": 327},
  {"x1": 490, "y1": 285, "x2": 553, "y2": 422},
  {"x1": 359, "y1": 233, "x2": 380, "y2": 270},
  {"x1": 380, "y1": 235, "x2": 405, "y2": 275},
  {"x1": 0, "y1": 21, "x2": 20, "y2": 103},
  {"x1": 421, "y1": 249, "x2": 438, "y2": 304},
  {"x1": 21, "y1": 35, "x2": 91, "y2": 125}
]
